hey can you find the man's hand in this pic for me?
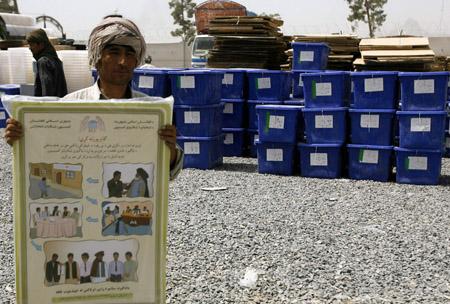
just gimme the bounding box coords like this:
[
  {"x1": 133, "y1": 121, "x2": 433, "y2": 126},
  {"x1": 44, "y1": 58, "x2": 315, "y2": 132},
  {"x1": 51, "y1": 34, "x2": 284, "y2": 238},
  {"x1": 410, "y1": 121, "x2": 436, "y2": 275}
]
[
  {"x1": 4, "y1": 118, "x2": 23, "y2": 145},
  {"x1": 158, "y1": 125, "x2": 177, "y2": 166}
]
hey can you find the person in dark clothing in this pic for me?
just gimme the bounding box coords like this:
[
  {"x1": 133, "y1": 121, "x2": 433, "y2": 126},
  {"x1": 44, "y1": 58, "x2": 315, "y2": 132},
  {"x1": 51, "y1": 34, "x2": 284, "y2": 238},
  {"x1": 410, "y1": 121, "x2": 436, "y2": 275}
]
[
  {"x1": 25, "y1": 29, "x2": 67, "y2": 97},
  {"x1": 45, "y1": 253, "x2": 61, "y2": 286},
  {"x1": 107, "y1": 171, "x2": 123, "y2": 198}
]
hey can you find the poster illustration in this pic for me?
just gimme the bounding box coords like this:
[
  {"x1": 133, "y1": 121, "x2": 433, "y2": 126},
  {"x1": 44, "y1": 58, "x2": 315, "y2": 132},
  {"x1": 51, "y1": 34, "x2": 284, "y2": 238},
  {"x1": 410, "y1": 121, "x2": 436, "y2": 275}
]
[{"x1": 12, "y1": 100, "x2": 171, "y2": 304}]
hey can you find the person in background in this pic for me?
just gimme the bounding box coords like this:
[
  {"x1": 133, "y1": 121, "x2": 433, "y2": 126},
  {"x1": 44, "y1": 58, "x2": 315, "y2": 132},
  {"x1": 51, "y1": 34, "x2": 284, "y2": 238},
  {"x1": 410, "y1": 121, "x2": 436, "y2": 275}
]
[
  {"x1": 32, "y1": 207, "x2": 41, "y2": 227},
  {"x1": 38, "y1": 177, "x2": 49, "y2": 198},
  {"x1": 64, "y1": 253, "x2": 79, "y2": 284},
  {"x1": 25, "y1": 29, "x2": 67, "y2": 97},
  {"x1": 79, "y1": 252, "x2": 92, "y2": 284},
  {"x1": 90, "y1": 251, "x2": 107, "y2": 283},
  {"x1": 5, "y1": 17, "x2": 183, "y2": 180},
  {"x1": 45, "y1": 253, "x2": 61, "y2": 286},
  {"x1": 71, "y1": 207, "x2": 80, "y2": 226},
  {"x1": 107, "y1": 171, "x2": 123, "y2": 198},
  {"x1": 52, "y1": 206, "x2": 60, "y2": 217},
  {"x1": 62, "y1": 206, "x2": 71, "y2": 218},
  {"x1": 41, "y1": 206, "x2": 49, "y2": 220}
]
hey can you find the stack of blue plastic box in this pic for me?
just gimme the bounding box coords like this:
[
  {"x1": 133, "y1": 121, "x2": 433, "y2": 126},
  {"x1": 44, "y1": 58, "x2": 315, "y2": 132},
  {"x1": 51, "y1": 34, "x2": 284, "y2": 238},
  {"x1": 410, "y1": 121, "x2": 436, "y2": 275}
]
[
  {"x1": 395, "y1": 72, "x2": 449, "y2": 185},
  {"x1": 132, "y1": 68, "x2": 185, "y2": 98},
  {"x1": 246, "y1": 69, "x2": 292, "y2": 159},
  {"x1": 215, "y1": 69, "x2": 247, "y2": 157},
  {"x1": 0, "y1": 84, "x2": 21, "y2": 128},
  {"x1": 169, "y1": 69, "x2": 224, "y2": 169},
  {"x1": 347, "y1": 72, "x2": 398, "y2": 182},
  {"x1": 298, "y1": 71, "x2": 350, "y2": 178},
  {"x1": 445, "y1": 101, "x2": 450, "y2": 157}
]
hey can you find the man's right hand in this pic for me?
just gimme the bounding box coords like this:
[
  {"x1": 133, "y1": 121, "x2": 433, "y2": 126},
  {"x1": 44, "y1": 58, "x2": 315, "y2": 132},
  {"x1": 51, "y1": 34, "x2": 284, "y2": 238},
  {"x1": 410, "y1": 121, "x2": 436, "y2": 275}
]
[{"x1": 4, "y1": 118, "x2": 23, "y2": 145}]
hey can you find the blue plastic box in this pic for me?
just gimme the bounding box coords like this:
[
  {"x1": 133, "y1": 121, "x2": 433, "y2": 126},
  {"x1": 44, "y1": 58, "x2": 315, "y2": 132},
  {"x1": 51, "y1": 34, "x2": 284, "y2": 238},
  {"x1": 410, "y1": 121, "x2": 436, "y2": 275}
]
[
  {"x1": 246, "y1": 129, "x2": 259, "y2": 158},
  {"x1": 397, "y1": 111, "x2": 446, "y2": 149},
  {"x1": 284, "y1": 98, "x2": 305, "y2": 106},
  {"x1": 0, "y1": 102, "x2": 8, "y2": 128},
  {"x1": 298, "y1": 143, "x2": 343, "y2": 178},
  {"x1": 222, "y1": 128, "x2": 245, "y2": 157},
  {"x1": 256, "y1": 140, "x2": 296, "y2": 175},
  {"x1": 399, "y1": 72, "x2": 449, "y2": 110},
  {"x1": 291, "y1": 42, "x2": 330, "y2": 70},
  {"x1": 351, "y1": 71, "x2": 398, "y2": 109},
  {"x1": 394, "y1": 147, "x2": 442, "y2": 185},
  {"x1": 215, "y1": 69, "x2": 247, "y2": 99},
  {"x1": 174, "y1": 103, "x2": 223, "y2": 137},
  {"x1": 248, "y1": 100, "x2": 283, "y2": 129},
  {"x1": 302, "y1": 72, "x2": 351, "y2": 108},
  {"x1": 349, "y1": 109, "x2": 396, "y2": 145},
  {"x1": 92, "y1": 69, "x2": 98, "y2": 83},
  {"x1": 445, "y1": 134, "x2": 450, "y2": 157},
  {"x1": 132, "y1": 69, "x2": 171, "y2": 97},
  {"x1": 177, "y1": 135, "x2": 223, "y2": 169},
  {"x1": 256, "y1": 105, "x2": 303, "y2": 144},
  {"x1": 347, "y1": 144, "x2": 393, "y2": 182},
  {"x1": 168, "y1": 69, "x2": 223, "y2": 105},
  {"x1": 0, "y1": 84, "x2": 20, "y2": 95},
  {"x1": 247, "y1": 70, "x2": 291, "y2": 101},
  {"x1": 303, "y1": 107, "x2": 348, "y2": 144},
  {"x1": 292, "y1": 70, "x2": 321, "y2": 98},
  {"x1": 222, "y1": 98, "x2": 245, "y2": 128}
]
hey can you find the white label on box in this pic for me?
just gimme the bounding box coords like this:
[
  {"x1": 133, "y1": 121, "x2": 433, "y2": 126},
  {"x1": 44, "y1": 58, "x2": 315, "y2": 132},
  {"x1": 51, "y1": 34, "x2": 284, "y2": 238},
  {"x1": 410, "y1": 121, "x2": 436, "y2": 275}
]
[
  {"x1": 258, "y1": 77, "x2": 271, "y2": 89},
  {"x1": 223, "y1": 73, "x2": 234, "y2": 85},
  {"x1": 360, "y1": 150, "x2": 379, "y2": 164},
  {"x1": 254, "y1": 134, "x2": 259, "y2": 144},
  {"x1": 266, "y1": 149, "x2": 283, "y2": 162},
  {"x1": 184, "y1": 142, "x2": 200, "y2": 155},
  {"x1": 310, "y1": 153, "x2": 328, "y2": 166},
  {"x1": 364, "y1": 78, "x2": 384, "y2": 92},
  {"x1": 446, "y1": 137, "x2": 450, "y2": 148},
  {"x1": 411, "y1": 117, "x2": 431, "y2": 132},
  {"x1": 299, "y1": 75, "x2": 304, "y2": 87},
  {"x1": 360, "y1": 114, "x2": 380, "y2": 129},
  {"x1": 184, "y1": 111, "x2": 201, "y2": 124},
  {"x1": 315, "y1": 115, "x2": 334, "y2": 129},
  {"x1": 316, "y1": 82, "x2": 332, "y2": 96},
  {"x1": 223, "y1": 103, "x2": 234, "y2": 114},
  {"x1": 0, "y1": 111, "x2": 5, "y2": 120},
  {"x1": 408, "y1": 156, "x2": 428, "y2": 170},
  {"x1": 351, "y1": 81, "x2": 354, "y2": 93},
  {"x1": 300, "y1": 51, "x2": 314, "y2": 62},
  {"x1": 180, "y1": 76, "x2": 195, "y2": 89},
  {"x1": 447, "y1": 80, "x2": 450, "y2": 88},
  {"x1": 224, "y1": 133, "x2": 234, "y2": 145},
  {"x1": 414, "y1": 79, "x2": 434, "y2": 94},
  {"x1": 269, "y1": 115, "x2": 285, "y2": 129},
  {"x1": 139, "y1": 75, "x2": 154, "y2": 88}
]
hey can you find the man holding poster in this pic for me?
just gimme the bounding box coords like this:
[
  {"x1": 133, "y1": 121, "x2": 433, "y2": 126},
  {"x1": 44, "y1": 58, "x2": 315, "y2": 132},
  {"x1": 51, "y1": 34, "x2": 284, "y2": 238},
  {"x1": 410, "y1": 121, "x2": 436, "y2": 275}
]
[{"x1": 4, "y1": 16, "x2": 183, "y2": 180}]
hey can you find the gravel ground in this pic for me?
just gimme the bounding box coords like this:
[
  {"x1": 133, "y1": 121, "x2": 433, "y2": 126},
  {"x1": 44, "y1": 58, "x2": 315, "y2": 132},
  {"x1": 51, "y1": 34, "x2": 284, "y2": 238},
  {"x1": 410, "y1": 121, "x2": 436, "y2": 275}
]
[{"x1": 1, "y1": 128, "x2": 450, "y2": 303}]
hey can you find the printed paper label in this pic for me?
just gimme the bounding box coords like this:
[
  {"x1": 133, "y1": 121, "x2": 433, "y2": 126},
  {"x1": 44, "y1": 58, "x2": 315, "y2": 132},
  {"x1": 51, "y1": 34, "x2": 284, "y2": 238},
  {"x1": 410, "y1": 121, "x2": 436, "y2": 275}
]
[
  {"x1": 266, "y1": 149, "x2": 283, "y2": 162},
  {"x1": 364, "y1": 78, "x2": 384, "y2": 92},
  {"x1": 315, "y1": 115, "x2": 334, "y2": 129},
  {"x1": 223, "y1": 73, "x2": 234, "y2": 85},
  {"x1": 351, "y1": 81, "x2": 354, "y2": 93},
  {"x1": 300, "y1": 51, "x2": 314, "y2": 62},
  {"x1": 139, "y1": 76, "x2": 154, "y2": 89},
  {"x1": 360, "y1": 150, "x2": 379, "y2": 164},
  {"x1": 184, "y1": 142, "x2": 200, "y2": 155},
  {"x1": 184, "y1": 111, "x2": 201, "y2": 124},
  {"x1": 223, "y1": 103, "x2": 234, "y2": 114},
  {"x1": 179, "y1": 76, "x2": 195, "y2": 89},
  {"x1": 299, "y1": 75, "x2": 304, "y2": 87},
  {"x1": 258, "y1": 78, "x2": 271, "y2": 89},
  {"x1": 414, "y1": 79, "x2": 434, "y2": 94},
  {"x1": 411, "y1": 117, "x2": 431, "y2": 132},
  {"x1": 269, "y1": 115, "x2": 285, "y2": 129},
  {"x1": 0, "y1": 111, "x2": 5, "y2": 120},
  {"x1": 407, "y1": 156, "x2": 428, "y2": 170},
  {"x1": 224, "y1": 133, "x2": 234, "y2": 145},
  {"x1": 310, "y1": 153, "x2": 328, "y2": 166},
  {"x1": 316, "y1": 82, "x2": 332, "y2": 96},
  {"x1": 360, "y1": 114, "x2": 380, "y2": 129}
]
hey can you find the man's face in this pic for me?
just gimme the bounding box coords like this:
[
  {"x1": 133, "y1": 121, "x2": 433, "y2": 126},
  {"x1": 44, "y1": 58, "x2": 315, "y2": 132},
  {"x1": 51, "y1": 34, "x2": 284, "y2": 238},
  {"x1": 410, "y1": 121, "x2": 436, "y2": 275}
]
[
  {"x1": 28, "y1": 42, "x2": 44, "y2": 56},
  {"x1": 82, "y1": 256, "x2": 88, "y2": 262},
  {"x1": 97, "y1": 45, "x2": 137, "y2": 87},
  {"x1": 125, "y1": 254, "x2": 131, "y2": 261},
  {"x1": 113, "y1": 253, "x2": 119, "y2": 261},
  {"x1": 114, "y1": 173, "x2": 121, "y2": 181},
  {"x1": 68, "y1": 255, "x2": 73, "y2": 262}
]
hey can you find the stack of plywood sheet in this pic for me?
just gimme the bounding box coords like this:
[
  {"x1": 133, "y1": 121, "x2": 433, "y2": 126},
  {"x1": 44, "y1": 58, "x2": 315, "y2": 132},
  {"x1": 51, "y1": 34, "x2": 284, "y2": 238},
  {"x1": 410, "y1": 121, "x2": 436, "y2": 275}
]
[
  {"x1": 289, "y1": 34, "x2": 361, "y2": 70},
  {"x1": 354, "y1": 36, "x2": 446, "y2": 71},
  {"x1": 207, "y1": 16, "x2": 288, "y2": 69}
]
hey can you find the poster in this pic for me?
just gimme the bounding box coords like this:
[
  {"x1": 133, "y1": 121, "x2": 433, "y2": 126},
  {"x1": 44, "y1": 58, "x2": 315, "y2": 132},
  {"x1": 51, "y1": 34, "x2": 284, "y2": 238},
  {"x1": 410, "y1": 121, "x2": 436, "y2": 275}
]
[{"x1": 12, "y1": 100, "x2": 172, "y2": 304}]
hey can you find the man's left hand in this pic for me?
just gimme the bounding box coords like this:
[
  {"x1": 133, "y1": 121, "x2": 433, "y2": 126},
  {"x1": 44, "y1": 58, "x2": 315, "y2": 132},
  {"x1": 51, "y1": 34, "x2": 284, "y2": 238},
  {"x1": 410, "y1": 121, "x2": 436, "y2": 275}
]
[{"x1": 158, "y1": 125, "x2": 177, "y2": 166}]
